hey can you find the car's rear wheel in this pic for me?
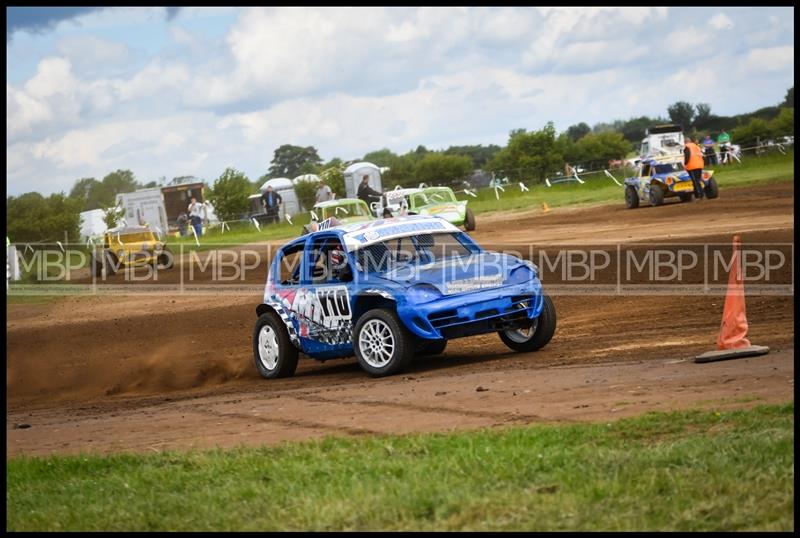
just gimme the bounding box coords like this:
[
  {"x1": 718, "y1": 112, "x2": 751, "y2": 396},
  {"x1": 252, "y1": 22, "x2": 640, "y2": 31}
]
[
  {"x1": 464, "y1": 208, "x2": 476, "y2": 231},
  {"x1": 354, "y1": 309, "x2": 414, "y2": 377},
  {"x1": 704, "y1": 177, "x2": 719, "y2": 199},
  {"x1": 156, "y1": 248, "x2": 174, "y2": 270},
  {"x1": 625, "y1": 186, "x2": 640, "y2": 209},
  {"x1": 95, "y1": 250, "x2": 118, "y2": 276},
  {"x1": 499, "y1": 294, "x2": 556, "y2": 352},
  {"x1": 649, "y1": 183, "x2": 665, "y2": 206},
  {"x1": 253, "y1": 312, "x2": 299, "y2": 379},
  {"x1": 678, "y1": 193, "x2": 693, "y2": 203}
]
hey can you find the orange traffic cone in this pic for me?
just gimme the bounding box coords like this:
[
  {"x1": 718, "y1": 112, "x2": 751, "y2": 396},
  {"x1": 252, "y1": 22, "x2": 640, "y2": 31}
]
[
  {"x1": 695, "y1": 235, "x2": 769, "y2": 363},
  {"x1": 542, "y1": 202, "x2": 550, "y2": 213},
  {"x1": 716, "y1": 235, "x2": 751, "y2": 350}
]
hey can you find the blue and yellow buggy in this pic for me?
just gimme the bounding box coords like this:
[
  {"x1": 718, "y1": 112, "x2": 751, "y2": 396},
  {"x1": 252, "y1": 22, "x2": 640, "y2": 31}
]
[{"x1": 624, "y1": 159, "x2": 718, "y2": 208}]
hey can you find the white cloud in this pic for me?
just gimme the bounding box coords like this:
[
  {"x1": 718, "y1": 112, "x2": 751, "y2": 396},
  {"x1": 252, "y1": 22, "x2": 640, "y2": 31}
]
[
  {"x1": 5, "y1": 6, "x2": 796, "y2": 196},
  {"x1": 55, "y1": 35, "x2": 131, "y2": 73},
  {"x1": 739, "y1": 46, "x2": 794, "y2": 74},
  {"x1": 709, "y1": 13, "x2": 734, "y2": 30}
]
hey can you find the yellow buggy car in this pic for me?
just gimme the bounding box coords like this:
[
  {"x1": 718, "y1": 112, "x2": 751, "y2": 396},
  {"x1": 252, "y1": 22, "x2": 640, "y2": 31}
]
[{"x1": 92, "y1": 225, "x2": 174, "y2": 277}]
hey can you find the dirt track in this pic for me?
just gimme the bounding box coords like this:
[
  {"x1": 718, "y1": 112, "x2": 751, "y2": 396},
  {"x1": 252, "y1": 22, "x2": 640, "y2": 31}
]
[{"x1": 6, "y1": 182, "x2": 795, "y2": 457}]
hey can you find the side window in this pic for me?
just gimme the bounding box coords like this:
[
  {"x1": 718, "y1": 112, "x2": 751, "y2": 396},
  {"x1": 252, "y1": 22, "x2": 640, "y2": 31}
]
[
  {"x1": 277, "y1": 243, "x2": 304, "y2": 286},
  {"x1": 641, "y1": 164, "x2": 651, "y2": 177},
  {"x1": 309, "y1": 238, "x2": 352, "y2": 284}
]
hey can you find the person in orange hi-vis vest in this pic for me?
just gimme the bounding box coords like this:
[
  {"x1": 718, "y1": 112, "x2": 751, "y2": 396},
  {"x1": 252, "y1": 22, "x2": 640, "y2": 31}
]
[{"x1": 683, "y1": 136, "x2": 706, "y2": 199}]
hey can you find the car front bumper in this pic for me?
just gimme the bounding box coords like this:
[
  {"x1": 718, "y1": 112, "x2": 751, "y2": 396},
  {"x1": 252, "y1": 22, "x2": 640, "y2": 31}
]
[{"x1": 398, "y1": 279, "x2": 545, "y2": 340}]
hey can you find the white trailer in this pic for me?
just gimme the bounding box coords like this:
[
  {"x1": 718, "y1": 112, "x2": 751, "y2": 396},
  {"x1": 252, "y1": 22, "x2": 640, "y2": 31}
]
[
  {"x1": 79, "y1": 209, "x2": 108, "y2": 241},
  {"x1": 640, "y1": 124, "x2": 684, "y2": 163},
  {"x1": 343, "y1": 162, "x2": 382, "y2": 199},
  {"x1": 115, "y1": 188, "x2": 169, "y2": 236}
]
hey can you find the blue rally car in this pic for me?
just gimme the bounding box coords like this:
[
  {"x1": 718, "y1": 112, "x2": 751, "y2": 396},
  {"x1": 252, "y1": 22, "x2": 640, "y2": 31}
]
[{"x1": 253, "y1": 216, "x2": 556, "y2": 378}]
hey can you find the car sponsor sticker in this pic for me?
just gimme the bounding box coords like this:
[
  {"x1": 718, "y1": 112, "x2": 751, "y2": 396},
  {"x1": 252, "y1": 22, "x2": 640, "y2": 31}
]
[{"x1": 445, "y1": 275, "x2": 504, "y2": 295}]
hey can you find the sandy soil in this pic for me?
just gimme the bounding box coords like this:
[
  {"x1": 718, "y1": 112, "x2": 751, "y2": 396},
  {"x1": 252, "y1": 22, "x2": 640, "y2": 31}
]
[{"x1": 6, "y1": 182, "x2": 795, "y2": 457}]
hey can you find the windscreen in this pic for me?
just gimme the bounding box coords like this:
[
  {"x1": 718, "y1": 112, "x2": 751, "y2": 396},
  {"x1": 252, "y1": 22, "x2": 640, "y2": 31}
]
[{"x1": 354, "y1": 232, "x2": 473, "y2": 273}]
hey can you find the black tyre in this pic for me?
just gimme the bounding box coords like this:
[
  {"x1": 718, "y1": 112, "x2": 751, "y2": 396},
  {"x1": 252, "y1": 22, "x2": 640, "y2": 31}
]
[
  {"x1": 678, "y1": 193, "x2": 693, "y2": 203},
  {"x1": 253, "y1": 312, "x2": 299, "y2": 379},
  {"x1": 92, "y1": 252, "x2": 103, "y2": 277},
  {"x1": 464, "y1": 208, "x2": 476, "y2": 231},
  {"x1": 416, "y1": 339, "x2": 447, "y2": 357},
  {"x1": 704, "y1": 177, "x2": 719, "y2": 199},
  {"x1": 156, "y1": 248, "x2": 174, "y2": 270},
  {"x1": 625, "y1": 186, "x2": 640, "y2": 209},
  {"x1": 99, "y1": 250, "x2": 119, "y2": 276},
  {"x1": 499, "y1": 294, "x2": 557, "y2": 352},
  {"x1": 353, "y1": 308, "x2": 415, "y2": 377},
  {"x1": 649, "y1": 183, "x2": 664, "y2": 206}
]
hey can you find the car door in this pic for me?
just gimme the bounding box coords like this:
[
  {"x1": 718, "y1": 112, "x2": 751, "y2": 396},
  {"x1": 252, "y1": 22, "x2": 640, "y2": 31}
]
[{"x1": 296, "y1": 233, "x2": 356, "y2": 358}]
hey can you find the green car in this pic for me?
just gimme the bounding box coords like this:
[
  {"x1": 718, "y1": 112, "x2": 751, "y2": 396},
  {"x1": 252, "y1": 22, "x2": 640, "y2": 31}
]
[
  {"x1": 302, "y1": 198, "x2": 375, "y2": 234},
  {"x1": 381, "y1": 186, "x2": 476, "y2": 231}
]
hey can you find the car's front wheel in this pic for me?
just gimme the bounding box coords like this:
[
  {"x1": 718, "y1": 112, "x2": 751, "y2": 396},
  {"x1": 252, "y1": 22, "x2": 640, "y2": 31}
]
[
  {"x1": 464, "y1": 208, "x2": 476, "y2": 231},
  {"x1": 354, "y1": 309, "x2": 414, "y2": 376},
  {"x1": 253, "y1": 312, "x2": 299, "y2": 379},
  {"x1": 499, "y1": 294, "x2": 557, "y2": 352},
  {"x1": 625, "y1": 185, "x2": 640, "y2": 209}
]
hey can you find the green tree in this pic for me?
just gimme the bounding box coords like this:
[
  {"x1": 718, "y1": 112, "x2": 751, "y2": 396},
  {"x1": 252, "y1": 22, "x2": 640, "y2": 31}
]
[
  {"x1": 102, "y1": 205, "x2": 125, "y2": 229},
  {"x1": 363, "y1": 148, "x2": 398, "y2": 167},
  {"x1": 694, "y1": 103, "x2": 712, "y2": 128},
  {"x1": 69, "y1": 177, "x2": 99, "y2": 205},
  {"x1": 566, "y1": 131, "x2": 631, "y2": 168},
  {"x1": 443, "y1": 144, "x2": 501, "y2": 168},
  {"x1": 565, "y1": 122, "x2": 591, "y2": 142},
  {"x1": 320, "y1": 166, "x2": 346, "y2": 198},
  {"x1": 782, "y1": 86, "x2": 794, "y2": 108},
  {"x1": 268, "y1": 145, "x2": 322, "y2": 178},
  {"x1": 667, "y1": 101, "x2": 695, "y2": 130},
  {"x1": 487, "y1": 123, "x2": 565, "y2": 183},
  {"x1": 769, "y1": 107, "x2": 794, "y2": 138},
  {"x1": 413, "y1": 153, "x2": 473, "y2": 187},
  {"x1": 206, "y1": 168, "x2": 252, "y2": 222},
  {"x1": 69, "y1": 169, "x2": 140, "y2": 211},
  {"x1": 293, "y1": 181, "x2": 318, "y2": 212},
  {"x1": 731, "y1": 118, "x2": 773, "y2": 148},
  {"x1": 6, "y1": 192, "x2": 82, "y2": 243}
]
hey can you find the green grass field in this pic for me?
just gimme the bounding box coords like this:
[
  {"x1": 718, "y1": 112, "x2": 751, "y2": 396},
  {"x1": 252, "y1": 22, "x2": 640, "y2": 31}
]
[
  {"x1": 6, "y1": 403, "x2": 793, "y2": 531},
  {"x1": 467, "y1": 149, "x2": 795, "y2": 215}
]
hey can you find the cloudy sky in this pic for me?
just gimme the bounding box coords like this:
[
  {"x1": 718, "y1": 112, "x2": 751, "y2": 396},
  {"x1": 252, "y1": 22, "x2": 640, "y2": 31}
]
[{"x1": 6, "y1": 6, "x2": 794, "y2": 196}]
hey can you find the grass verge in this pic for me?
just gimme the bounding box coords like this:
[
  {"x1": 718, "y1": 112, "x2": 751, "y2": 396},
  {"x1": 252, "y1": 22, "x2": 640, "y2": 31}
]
[
  {"x1": 6, "y1": 403, "x2": 794, "y2": 531},
  {"x1": 467, "y1": 149, "x2": 794, "y2": 215}
]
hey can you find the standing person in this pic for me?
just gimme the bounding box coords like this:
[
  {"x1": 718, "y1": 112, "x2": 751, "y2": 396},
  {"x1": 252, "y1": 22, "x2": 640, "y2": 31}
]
[
  {"x1": 315, "y1": 179, "x2": 333, "y2": 204},
  {"x1": 357, "y1": 174, "x2": 382, "y2": 206},
  {"x1": 703, "y1": 134, "x2": 717, "y2": 166},
  {"x1": 176, "y1": 212, "x2": 189, "y2": 237},
  {"x1": 188, "y1": 197, "x2": 205, "y2": 236},
  {"x1": 683, "y1": 136, "x2": 706, "y2": 199},
  {"x1": 261, "y1": 185, "x2": 282, "y2": 225}
]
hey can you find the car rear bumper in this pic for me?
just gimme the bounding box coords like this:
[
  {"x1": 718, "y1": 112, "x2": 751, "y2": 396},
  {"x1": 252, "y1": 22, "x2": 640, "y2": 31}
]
[{"x1": 398, "y1": 279, "x2": 545, "y2": 340}]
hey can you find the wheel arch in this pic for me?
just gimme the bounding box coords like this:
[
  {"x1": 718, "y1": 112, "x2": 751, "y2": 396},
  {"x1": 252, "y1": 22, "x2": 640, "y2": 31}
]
[
  {"x1": 256, "y1": 302, "x2": 301, "y2": 348},
  {"x1": 352, "y1": 291, "x2": 397, "y2": 323}
]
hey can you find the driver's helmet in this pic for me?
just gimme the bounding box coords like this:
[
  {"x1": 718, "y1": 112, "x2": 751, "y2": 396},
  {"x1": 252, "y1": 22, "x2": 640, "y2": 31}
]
[{"x1": 330, "y1": 247, "x2": 347, "y2": 269}]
